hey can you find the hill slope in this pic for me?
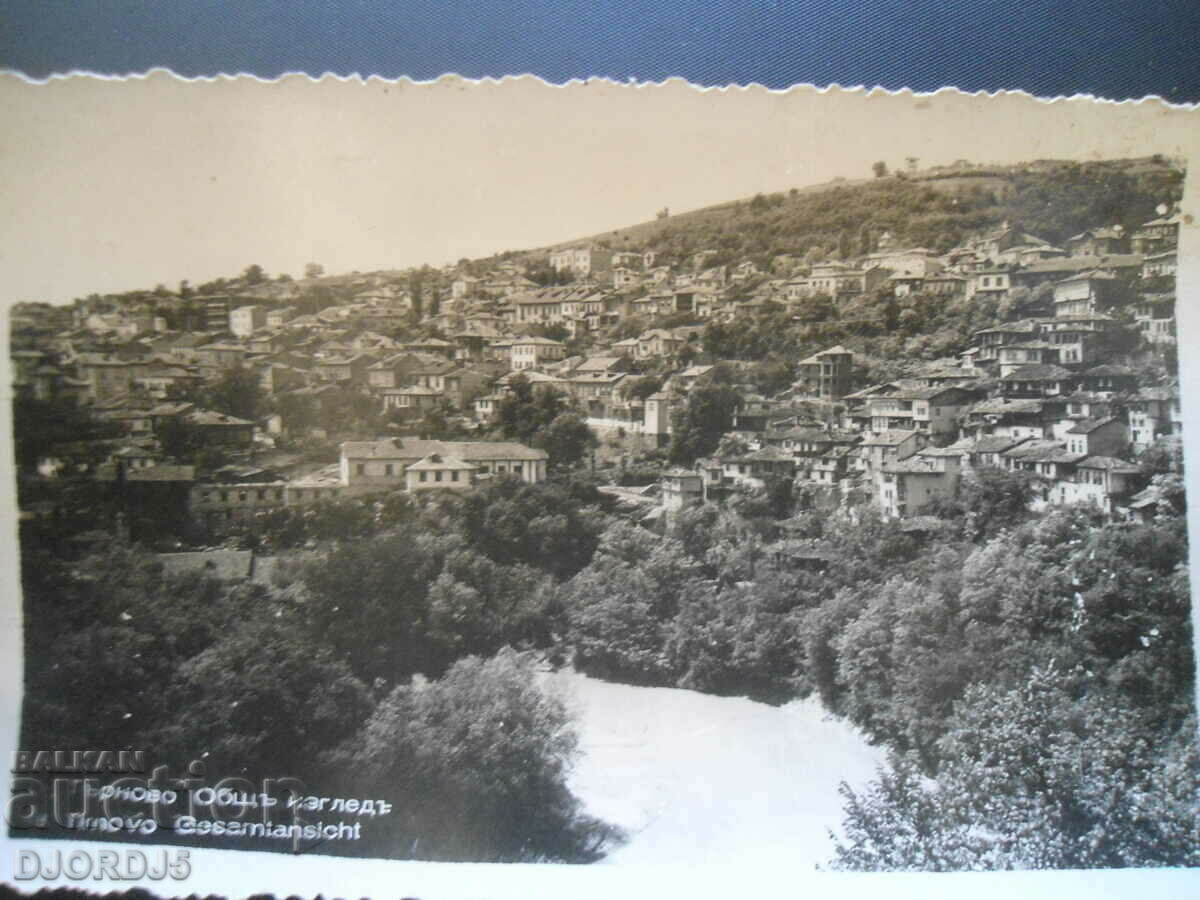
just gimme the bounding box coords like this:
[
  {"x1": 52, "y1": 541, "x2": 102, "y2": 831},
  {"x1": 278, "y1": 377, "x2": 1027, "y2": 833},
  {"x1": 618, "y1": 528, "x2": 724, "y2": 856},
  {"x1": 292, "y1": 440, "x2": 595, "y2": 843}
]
[{"x1": 530, "y1": 156, "x2": 1184, "y2": 271}]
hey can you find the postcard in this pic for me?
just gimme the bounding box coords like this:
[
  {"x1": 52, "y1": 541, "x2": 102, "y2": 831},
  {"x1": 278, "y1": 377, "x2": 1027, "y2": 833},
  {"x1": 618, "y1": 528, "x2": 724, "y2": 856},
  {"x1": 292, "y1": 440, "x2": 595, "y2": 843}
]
[{"x1": 0, "y1": 75, "x2": 1198, "y2": 899}]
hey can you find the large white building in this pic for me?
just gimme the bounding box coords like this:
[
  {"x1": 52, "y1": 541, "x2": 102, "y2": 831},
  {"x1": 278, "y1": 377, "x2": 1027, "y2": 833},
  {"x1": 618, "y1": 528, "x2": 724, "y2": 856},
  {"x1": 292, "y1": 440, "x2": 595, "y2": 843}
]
[{"x1": 339, "y1": 438, "x2": 548, "y2": 488}]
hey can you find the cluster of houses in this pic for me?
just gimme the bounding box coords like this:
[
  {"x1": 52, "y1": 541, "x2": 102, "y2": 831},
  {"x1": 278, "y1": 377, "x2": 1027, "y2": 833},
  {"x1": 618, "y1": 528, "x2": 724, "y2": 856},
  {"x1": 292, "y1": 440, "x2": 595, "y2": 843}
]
[{"x1": 10, "y1": 202, "x2": 1183, "y2": 538}]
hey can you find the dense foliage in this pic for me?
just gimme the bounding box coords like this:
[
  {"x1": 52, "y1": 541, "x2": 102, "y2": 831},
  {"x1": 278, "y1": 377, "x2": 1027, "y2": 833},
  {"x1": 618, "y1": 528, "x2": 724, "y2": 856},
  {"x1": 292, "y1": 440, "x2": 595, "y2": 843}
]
[{"x1": 17, "y1": 478, "x2": 617, "y2": 863}]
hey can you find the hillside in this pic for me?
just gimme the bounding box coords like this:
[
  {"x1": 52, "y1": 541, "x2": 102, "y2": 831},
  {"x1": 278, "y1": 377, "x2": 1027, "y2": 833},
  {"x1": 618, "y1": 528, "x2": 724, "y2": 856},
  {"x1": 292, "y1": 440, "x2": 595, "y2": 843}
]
[{"x1": 531, "y1": 156, "x2": 1184, "y2": 271}]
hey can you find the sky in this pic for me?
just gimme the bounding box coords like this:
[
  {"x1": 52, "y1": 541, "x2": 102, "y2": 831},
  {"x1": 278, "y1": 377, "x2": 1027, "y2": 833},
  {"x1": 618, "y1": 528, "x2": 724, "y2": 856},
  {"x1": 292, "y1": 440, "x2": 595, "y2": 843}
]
[{"x1": 1, "y1": 74, "x2": 1197, "y2": 305}]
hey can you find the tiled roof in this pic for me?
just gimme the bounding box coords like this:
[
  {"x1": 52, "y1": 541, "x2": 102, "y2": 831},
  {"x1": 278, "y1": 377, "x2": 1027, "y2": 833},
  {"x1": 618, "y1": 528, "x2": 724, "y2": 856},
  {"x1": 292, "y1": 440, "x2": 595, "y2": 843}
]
[
  {"x1": 1077, "y1": 456, "x2": 1140, "y2": 473},
  {"x1": 1067, "y1": 416, "x2": 1118, "y2": 435},
  {"x1": 341, "y1": 439, "x2": 547, "y2": 461},
  {"x1": 1000, "y1": 364, "x2": 1074, "y2": 381}
]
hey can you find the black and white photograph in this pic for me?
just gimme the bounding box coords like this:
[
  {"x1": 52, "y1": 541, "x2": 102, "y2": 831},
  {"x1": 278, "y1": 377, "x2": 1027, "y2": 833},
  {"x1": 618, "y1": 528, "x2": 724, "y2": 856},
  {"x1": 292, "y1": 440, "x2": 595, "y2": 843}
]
[{"x1": 1, "y1": 77, "x2": 1198, "y2": 898}]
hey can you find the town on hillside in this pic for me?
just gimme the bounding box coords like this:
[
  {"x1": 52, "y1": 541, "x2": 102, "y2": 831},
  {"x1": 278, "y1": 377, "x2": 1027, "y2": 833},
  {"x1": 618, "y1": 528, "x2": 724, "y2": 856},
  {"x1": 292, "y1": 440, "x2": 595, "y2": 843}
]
[
  {"x1": 10, "y1": 166, "x2": 1184, "y2": 547},
  {"x1": 8, "y1": 156, "x2": 1196, "y2": 870}
]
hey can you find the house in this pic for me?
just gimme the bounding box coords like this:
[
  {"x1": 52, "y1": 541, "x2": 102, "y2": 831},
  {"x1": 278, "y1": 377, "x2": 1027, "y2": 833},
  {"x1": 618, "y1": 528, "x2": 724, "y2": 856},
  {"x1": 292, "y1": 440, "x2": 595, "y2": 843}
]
[
  {"x1": 809, "y1": 444, "x2": 857, "y2": 486},
  {"x1": 1129, "y1": 210, "x2": 1181, "y2": 255},
  {"x1": 611, "y1": 337, "x2": 640, "y2": 358},
  {"x1": 314, "y1": 353, "x2": 373, "y2": 385},
  {"x1": 962, "y1": 434, "x2": 1034, "y2": 469},
  {"x1": 1076, "y1": 364, "x2": 1137, "y2": 395},
  {"x1": 189, "y1": 480, "x2": 288, "y2": 529},
  {"x1": 193, "y1": 342, "x2": 246, "y2": 370},
  {"x1": 878, "y1": 452, "x2": 961, "y2": 518},
  {"x1": 1064, "y1": 227, "x2": 1127, "y2": 258},
  {"x1": 969, "y1": 268, "x2": 1012, "y2": 303},
  {"x1": 510, "y1": 336, "x2": 567, "y2": 371},
  {"x1": 1052, "y1": 271, "x2": 1124, "y2": 317},
  {"x1": 999, "y1": 364, "x2": 1076, "y2": 399},
  {"x1": 380, "y1": 384, "x2": 442, "y2": 414},
  {"x1": 1128, "y1": 387, "x2": 1180, "y2": 451},
  {"x1": 969, "y1": 222, "x2": 1051, "y2": 260},
  {"x1": 661, "y1": 469, "x2": 704, "y2": 512},
  {"x1": 132, "y1": 364, "x2": 203, "y2": 400},
  {"x1": 549, "y1": 247, "x2": 612, "y2": 278},
  {"x1": 403, "y1": 337, "x2": 456, "y2": 358},
  {"x1": 715, "y1": 447, "x2": 797, "y2": 489},
  {"x1": 794, "y1": 346, "x2": 854, "y2": 400},
  {"x1": 1001, "y1": 441, "x2": 1085, "y2": 489},
  {"x1": 865, "y1": 384, "x2": 979, "y2": 438},
  {"x1": 973, "y1": 320, "x2": 1039, "y2": 366},
  {"x1": 859, "y1": 429, "x2": 926, "y2": 477},
  {"x1": 229, "y1": 305, "x2": 267, "y2": 337},
  {"x1": 441, "y1": 368, "x2": 493, "y2": 409},
  {"x1": 566, "y1": 371, "x2": 626, "y2": 406},
  {"x1": 514, "y1": 294, "x2": 565, "y2": 325},
  {"x1": 339, "y1": 439, "x2": 548, "y2": 487},
  {"x1": 404, "y1": 454, "x2": 478, "y2": 491},
  {"x1": 1141, "y1": 250, "x2": 1177, "y2": 280},
  {"x1": 1134, "y1": 293, "x2": 1176, "y2": 345},
  {"x1": 1063, "y1": 417, "x2": 1127, "y2": 457},
  {"x1": 73, "y1": 354, "x2": 138, "y2": 403},
  {"x1": 183, "y1": 410, "x2": 256, "y2": 448},
  {"x1": 1010, "y1": 255, "x2": 1144, "y2": 291},
  {"x1": 637, "y1": 330, "x2": 685, "y2": 359},
  {"x1": 1057, "y1": 457, "x2": 1142, "y2": 513},
  {"x1": 960, "y1": 398, "x2": 1048, "y2": 440},
  {"x1": 366, "y1": 353, "x2": 427, "y2": 390}
]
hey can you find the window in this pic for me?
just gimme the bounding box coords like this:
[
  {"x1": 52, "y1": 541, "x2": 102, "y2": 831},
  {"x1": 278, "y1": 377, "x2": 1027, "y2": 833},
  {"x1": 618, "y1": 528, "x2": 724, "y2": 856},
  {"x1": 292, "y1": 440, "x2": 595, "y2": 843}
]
[
  {"x1": 451, "y1": 470, "x2": 459, "y2": 482},
  {"x1": 239, "y1": 491, "x2": 247, "y2": 502},
  {"x1": 295, "y1": 489, "x2": 304, "y2": 499},
  {"x1": 419, "y1": 471, "x2": 427, "y2": 482},
  {"x1": 435, "y1": 470, "x2": 443, "y2": 482},
  {"x1": 219, "y1": 491, "x2": 228, "y2": 502},
  {"x1": 385, "y1": 464, "x2": 394, "y2": 476},
  {"x1": 274, "y1": 489, "x2": 283, "y2": 500},
  {"x1": 356, "y1": 463, "x2": 365, "y2": 476}
]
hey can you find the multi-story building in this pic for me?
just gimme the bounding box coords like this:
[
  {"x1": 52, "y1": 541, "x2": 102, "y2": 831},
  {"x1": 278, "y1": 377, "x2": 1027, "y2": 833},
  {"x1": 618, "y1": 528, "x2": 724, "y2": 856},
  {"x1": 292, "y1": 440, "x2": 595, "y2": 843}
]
[
  {"x1": 510, "y1": 336, "x2": 566, "y2": 371},
  {"x1": 795, "y1": 345, "x2": 854, "y2": 400},
  {"x1": 229, "y1": 305, "x2": 267, "y2": 337}
]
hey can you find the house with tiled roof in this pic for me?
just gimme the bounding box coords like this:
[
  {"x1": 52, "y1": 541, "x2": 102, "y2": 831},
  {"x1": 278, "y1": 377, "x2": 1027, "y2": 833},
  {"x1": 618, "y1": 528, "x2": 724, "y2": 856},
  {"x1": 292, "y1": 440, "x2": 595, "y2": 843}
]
[
  {"x1": 1064, "y1": 227, "x2": 1128, "y2": 258},
  {"x1": 878, "y1": 450, "x2": 962, "y2": 518},
  {"x1": 339, "y1": 438, "x2": 547, "y2": 487},
  {"x1": 404, "y1": 454, "x2": 479, "y2": 492},
  {"x1": 999, "y1": 364, "x2": 1076, "y2": 399}
]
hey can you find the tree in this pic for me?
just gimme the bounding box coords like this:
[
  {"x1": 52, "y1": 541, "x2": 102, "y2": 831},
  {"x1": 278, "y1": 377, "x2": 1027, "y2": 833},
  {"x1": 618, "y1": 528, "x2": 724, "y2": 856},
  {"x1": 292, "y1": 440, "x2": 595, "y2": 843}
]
[
  {"x1": 534, "y1": 411, "x2": 597, "y2": 471},
  {"x1": 830, "y1": 670, "x2": 1200, "y2": 870},
  {"x1": 243, "y1": 264, "x2": 266, "y2": 285},
  {"x1": 667, "y1": 382, "x2": 741, "y2": 464},
  {"x1": 872, "y1": 161, "x2": 889, "y2": 178},
  {"x1": 155, "y1": 618, "x2": 373, "y2": 779},
  {"x1": 341, "y1": 649, "x2": 623, "y2": 861},
  {"x1": 620, "y1": 374, "x2": 665, "y2": 402},
  {"x1": 203, "y1": 364, "x2": 265, "y2": 422},
  {"x1": 304, "y1": 262, "x2": 324, "y2": 280},
  {"x1": 495, "y1": 374, "x2": 570, "y2": 446}
]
